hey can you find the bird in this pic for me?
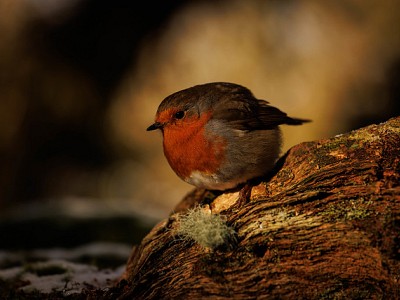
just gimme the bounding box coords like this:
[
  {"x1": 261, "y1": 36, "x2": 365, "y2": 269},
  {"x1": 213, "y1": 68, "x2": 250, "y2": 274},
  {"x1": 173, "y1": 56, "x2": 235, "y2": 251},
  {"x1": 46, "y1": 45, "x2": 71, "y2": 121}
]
[{"x1": 147, "y1": 82, "x2": 310, "y2": 204}]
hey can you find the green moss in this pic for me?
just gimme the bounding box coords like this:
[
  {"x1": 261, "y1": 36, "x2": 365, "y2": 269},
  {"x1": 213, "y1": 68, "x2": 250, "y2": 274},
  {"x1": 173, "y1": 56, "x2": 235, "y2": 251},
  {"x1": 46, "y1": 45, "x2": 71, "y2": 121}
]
[
  {"x1": 349, "y1": 143, "x2": 360, "y2": 149},
  {"x1": 349, "y1": 130, "x2": 381, "y2": 143},
  {"x1": 318, "y1": 198, "x2": 372, "y2": 222}
]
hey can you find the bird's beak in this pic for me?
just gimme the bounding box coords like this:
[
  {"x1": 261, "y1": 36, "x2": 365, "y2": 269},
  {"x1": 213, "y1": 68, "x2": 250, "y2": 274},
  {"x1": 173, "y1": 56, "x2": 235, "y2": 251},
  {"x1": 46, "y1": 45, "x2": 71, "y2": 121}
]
[{"x1": 146, "y1": 122, "x2": 163, "y2": 131}]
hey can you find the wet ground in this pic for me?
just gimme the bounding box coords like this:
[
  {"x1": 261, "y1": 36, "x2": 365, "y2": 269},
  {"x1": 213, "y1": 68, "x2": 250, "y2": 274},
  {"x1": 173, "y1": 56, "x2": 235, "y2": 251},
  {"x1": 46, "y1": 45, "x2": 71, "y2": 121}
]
[{"x1": 0, "y1": 198, "x2": 157, "y2": 297}]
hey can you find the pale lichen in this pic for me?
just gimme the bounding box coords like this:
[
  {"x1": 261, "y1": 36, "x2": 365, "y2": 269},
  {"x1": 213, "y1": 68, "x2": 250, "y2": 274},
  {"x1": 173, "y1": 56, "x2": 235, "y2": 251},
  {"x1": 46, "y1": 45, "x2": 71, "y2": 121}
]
[{"x1": 176, "y1": 206, "x2": 236, "y2": 249}]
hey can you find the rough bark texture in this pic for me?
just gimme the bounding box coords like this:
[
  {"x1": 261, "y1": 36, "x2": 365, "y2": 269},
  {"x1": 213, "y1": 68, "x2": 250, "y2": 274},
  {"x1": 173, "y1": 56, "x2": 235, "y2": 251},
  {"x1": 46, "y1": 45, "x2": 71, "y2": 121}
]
[{"x1": 120, "y1": 117, "x2": 400, "y2": 299}]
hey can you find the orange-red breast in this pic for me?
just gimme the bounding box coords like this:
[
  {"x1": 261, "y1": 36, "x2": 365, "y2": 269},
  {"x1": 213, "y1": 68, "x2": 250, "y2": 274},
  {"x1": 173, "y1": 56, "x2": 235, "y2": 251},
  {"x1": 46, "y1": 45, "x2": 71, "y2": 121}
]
[{"x1": 147, "y1": 82, "x2": 310, "y2": 191}]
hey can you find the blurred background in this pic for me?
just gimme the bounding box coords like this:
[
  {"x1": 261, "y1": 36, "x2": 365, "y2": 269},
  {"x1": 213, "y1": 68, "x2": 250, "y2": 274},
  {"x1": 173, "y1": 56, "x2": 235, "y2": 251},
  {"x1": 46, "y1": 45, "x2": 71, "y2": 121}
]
[{"x1": 0, "y1": 0, "x2": 399, "y2": 250}]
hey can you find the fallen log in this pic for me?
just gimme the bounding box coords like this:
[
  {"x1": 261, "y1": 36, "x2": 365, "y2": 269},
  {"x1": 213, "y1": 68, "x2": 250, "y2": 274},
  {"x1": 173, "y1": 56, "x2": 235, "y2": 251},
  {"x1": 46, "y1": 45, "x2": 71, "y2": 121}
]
[{"x1": 119, "y1": 116, "x2": 400, "y2": 299}]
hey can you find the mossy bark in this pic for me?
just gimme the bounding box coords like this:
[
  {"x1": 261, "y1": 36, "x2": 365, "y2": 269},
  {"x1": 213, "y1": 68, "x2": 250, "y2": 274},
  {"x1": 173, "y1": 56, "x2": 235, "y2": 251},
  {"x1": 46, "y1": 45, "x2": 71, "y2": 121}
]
[{"x1": 119, "y1": 117, "x2": 400, "y2": 299}]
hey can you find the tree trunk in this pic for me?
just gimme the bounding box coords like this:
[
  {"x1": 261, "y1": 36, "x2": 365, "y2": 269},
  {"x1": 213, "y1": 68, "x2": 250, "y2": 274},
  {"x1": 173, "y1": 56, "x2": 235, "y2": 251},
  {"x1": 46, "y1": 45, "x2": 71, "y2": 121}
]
[{"x1": 118, "y1": 117, "x2": 400, "y2": 299}]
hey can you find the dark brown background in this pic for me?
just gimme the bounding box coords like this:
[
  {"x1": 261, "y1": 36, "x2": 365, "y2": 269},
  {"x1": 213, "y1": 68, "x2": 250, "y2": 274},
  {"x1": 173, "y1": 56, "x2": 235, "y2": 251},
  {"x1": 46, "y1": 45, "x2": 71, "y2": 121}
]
[{"x1": 0, "y1": 0, "x2": 399, "y2": 249}]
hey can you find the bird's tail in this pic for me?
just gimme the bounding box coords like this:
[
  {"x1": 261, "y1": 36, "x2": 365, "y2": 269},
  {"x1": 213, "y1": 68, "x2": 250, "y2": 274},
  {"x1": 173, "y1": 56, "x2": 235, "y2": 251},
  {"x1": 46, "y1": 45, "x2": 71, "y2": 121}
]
[{"x1": 285, "y1": 117, "x2": 312, "y2": 125}]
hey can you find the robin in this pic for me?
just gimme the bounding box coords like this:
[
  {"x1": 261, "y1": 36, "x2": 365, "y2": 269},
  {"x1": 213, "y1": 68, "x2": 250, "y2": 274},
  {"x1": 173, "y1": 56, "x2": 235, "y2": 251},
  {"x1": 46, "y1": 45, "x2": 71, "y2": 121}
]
[{"x1": 147, "y1": 82, "x2": 310, "y2": 204}]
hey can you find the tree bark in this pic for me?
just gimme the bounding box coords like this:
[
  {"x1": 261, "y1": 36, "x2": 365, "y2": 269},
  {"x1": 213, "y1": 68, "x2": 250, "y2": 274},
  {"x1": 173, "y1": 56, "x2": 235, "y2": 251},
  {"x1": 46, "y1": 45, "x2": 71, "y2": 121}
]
[{"x1": 119, "y1": 117, "x2": 400, "y2": 299}]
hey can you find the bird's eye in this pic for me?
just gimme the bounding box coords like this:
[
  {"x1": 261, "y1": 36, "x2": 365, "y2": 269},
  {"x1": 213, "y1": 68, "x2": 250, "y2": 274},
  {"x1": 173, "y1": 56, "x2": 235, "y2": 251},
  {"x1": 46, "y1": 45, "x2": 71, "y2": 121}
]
[{"x1": 174, "y1": 111, "x2": 185, "y2": 119}]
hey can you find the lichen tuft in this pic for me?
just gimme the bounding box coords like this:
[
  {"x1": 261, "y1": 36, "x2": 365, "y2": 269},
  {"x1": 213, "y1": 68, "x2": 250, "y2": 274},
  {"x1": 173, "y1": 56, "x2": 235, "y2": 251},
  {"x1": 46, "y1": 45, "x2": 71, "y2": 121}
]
[{"x1": 176, "y1": 206, "x2": 236, "y2": 249}]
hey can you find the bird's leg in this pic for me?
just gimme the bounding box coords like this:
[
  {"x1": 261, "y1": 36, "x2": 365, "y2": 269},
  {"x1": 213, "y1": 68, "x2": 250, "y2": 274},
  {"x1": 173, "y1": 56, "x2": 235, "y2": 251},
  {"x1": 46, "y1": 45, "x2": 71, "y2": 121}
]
[
  {"x1": 235, "y1": 182, "x2": 253, "y2": 208},
  {"x1": 200, "y1": 190, "x2": 223, "y2": 206}
]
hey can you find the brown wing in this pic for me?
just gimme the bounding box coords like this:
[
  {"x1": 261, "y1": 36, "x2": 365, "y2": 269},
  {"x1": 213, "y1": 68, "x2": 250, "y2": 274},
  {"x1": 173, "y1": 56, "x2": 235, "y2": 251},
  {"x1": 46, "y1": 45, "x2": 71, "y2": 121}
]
[{"x1": 212, "y1": 97, "x2": 310, "y2": 131}]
